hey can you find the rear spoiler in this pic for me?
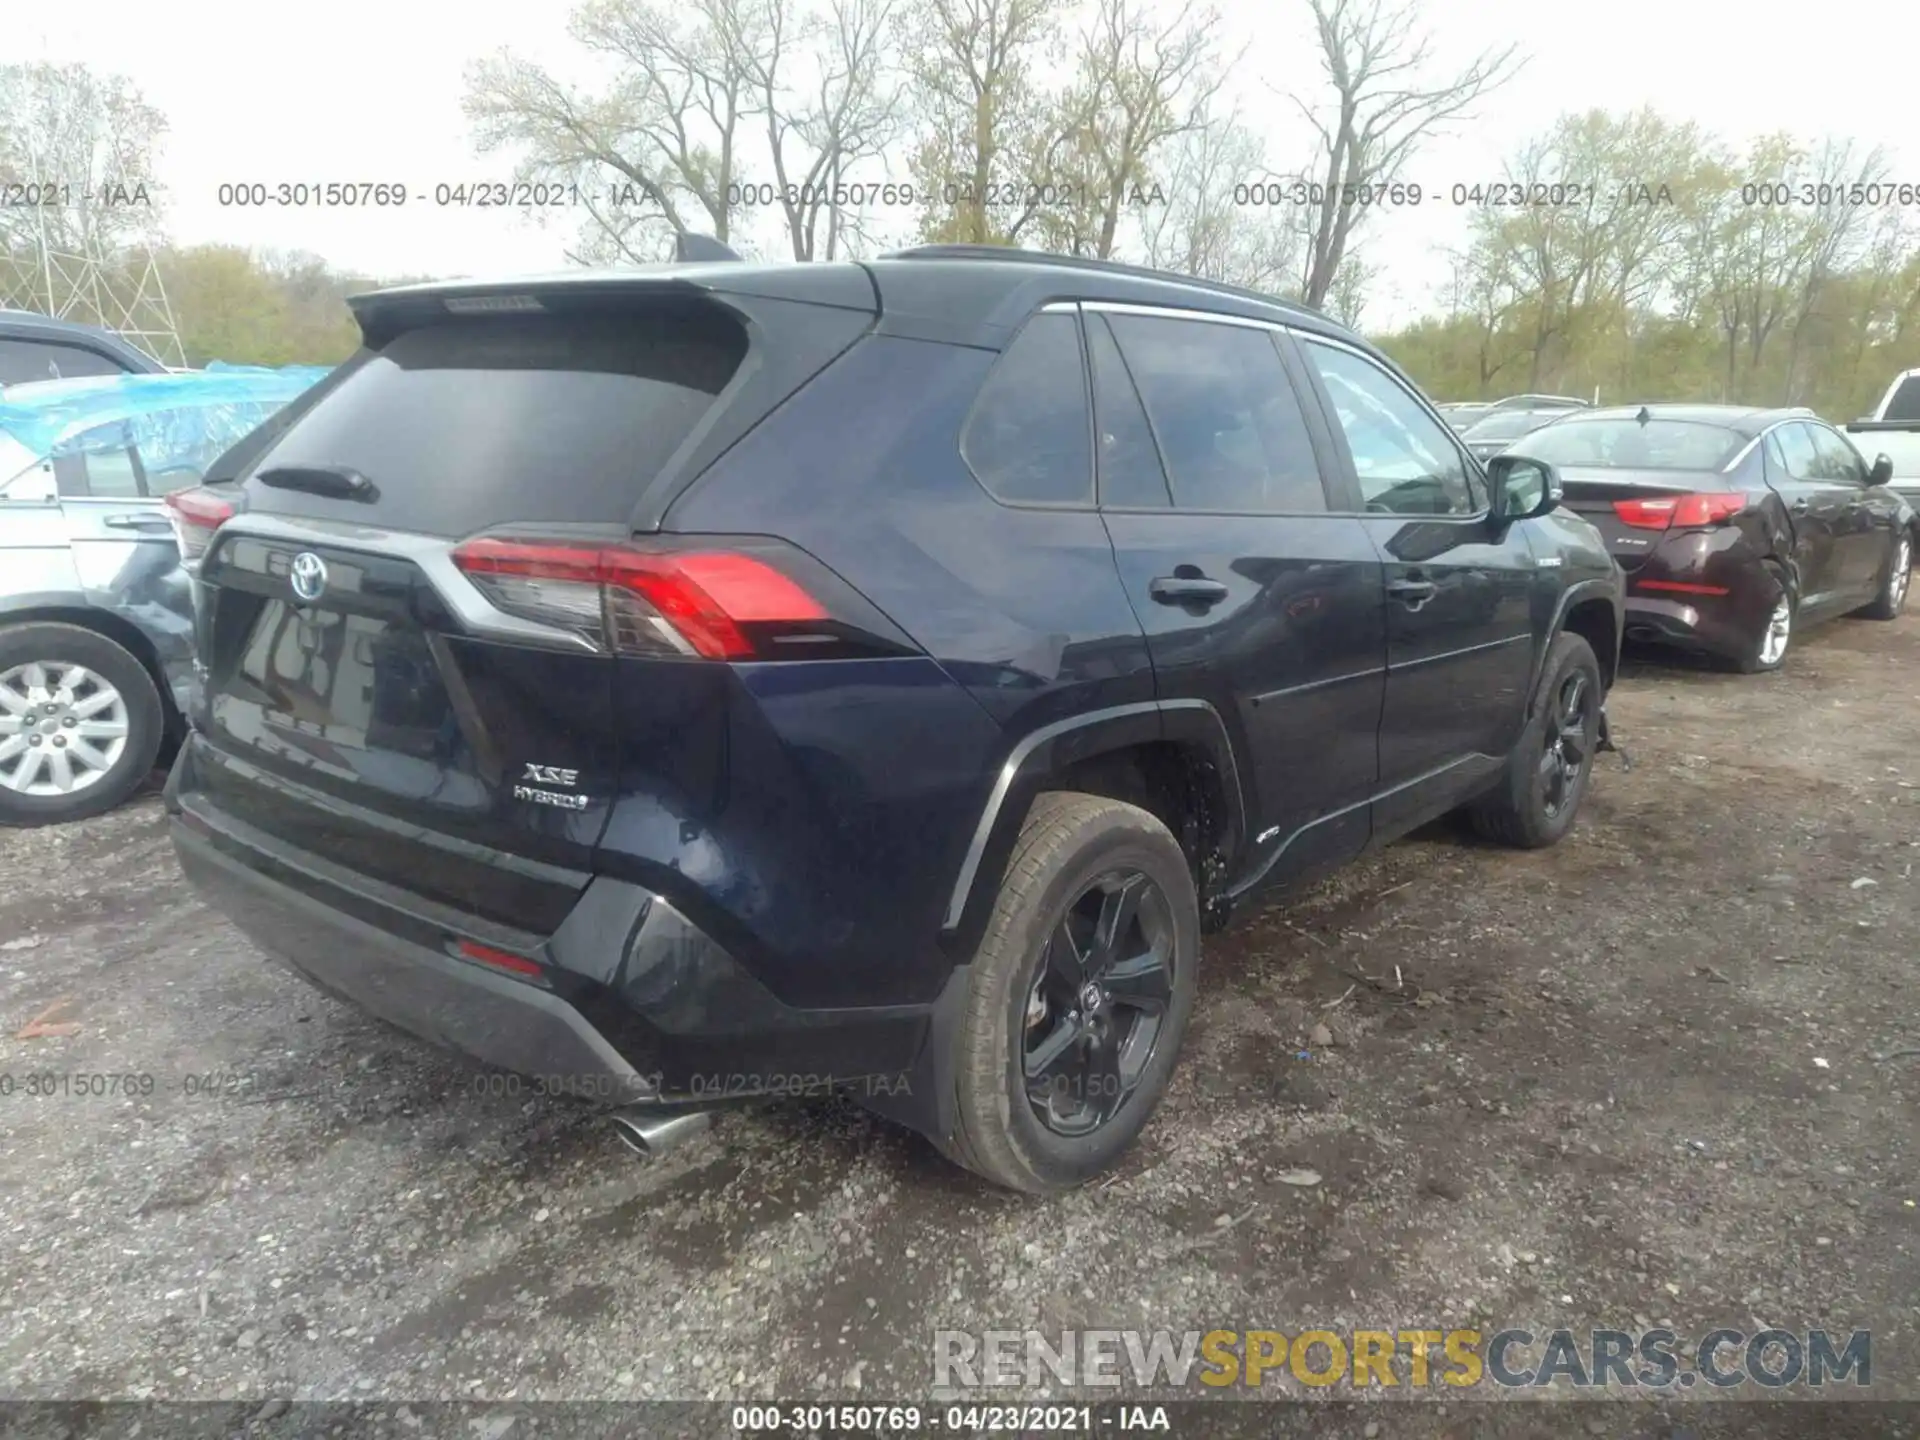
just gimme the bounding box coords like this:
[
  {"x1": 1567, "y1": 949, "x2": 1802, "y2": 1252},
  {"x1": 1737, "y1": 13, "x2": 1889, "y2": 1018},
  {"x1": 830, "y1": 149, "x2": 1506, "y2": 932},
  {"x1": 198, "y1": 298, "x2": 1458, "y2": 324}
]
[{"x1": 344, "y1": 249, "x2": 873, "y2": 351}]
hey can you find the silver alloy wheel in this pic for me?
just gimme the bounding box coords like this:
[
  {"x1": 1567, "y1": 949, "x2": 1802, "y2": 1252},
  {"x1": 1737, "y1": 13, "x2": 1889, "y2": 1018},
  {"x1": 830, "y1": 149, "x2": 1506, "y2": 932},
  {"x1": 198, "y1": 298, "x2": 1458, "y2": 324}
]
[
  {"x1": 1893, "y1": 538, "x2": 1911, "y2": 612},
  {"x1": 1758, "y1": 595, "x2": 1792, "y2": 668},
  {"x1": 0, "y1": 662, "x2": 131, "y2": 796}
]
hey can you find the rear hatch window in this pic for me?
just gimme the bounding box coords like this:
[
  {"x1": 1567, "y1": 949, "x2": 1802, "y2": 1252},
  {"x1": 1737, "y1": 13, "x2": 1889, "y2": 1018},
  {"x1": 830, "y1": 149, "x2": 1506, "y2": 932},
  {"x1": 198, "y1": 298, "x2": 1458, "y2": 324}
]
[{"x1": 236, "y1": 301, "x2": 748, "y2": 535}]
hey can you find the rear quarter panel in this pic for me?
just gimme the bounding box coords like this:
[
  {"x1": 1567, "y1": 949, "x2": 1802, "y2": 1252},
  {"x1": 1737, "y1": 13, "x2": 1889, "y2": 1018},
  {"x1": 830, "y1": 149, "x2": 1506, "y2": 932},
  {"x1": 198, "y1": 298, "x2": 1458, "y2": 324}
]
[{"x1": 650, "y1": 333, "x2": 1156, "y2": 1005}]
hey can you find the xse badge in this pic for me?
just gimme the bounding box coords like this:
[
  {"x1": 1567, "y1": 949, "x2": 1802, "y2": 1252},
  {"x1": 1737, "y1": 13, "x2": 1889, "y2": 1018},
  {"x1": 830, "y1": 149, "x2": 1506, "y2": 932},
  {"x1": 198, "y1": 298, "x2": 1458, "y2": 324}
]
[{"x1": 513, "y1": 762, "x2": 589, "y2": 810}]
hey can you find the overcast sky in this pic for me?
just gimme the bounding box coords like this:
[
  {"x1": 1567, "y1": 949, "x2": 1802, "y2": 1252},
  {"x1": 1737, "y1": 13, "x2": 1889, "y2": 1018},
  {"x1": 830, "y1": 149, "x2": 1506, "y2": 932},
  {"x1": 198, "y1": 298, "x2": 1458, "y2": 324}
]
[{"x1": 18, "y1": 0, "x2": 1920, "y2": 329}]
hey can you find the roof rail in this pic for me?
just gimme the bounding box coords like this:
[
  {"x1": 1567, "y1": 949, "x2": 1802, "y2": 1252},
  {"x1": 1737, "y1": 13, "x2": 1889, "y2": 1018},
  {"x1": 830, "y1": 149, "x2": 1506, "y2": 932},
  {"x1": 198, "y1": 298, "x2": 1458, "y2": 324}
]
[{"x1": 881, "y1": 244, "x2": 1318, "y2": 320}]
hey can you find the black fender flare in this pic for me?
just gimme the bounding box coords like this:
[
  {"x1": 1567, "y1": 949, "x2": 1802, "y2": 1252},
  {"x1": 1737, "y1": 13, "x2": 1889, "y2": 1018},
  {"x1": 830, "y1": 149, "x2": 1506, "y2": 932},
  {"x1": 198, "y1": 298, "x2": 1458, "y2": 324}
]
[
  {"x1": 938, "y1": 698, "x2": 1248, "y2": 942},
  {"x1": 1533, "y1": 577, "x2": 1623, "y2": 707}
]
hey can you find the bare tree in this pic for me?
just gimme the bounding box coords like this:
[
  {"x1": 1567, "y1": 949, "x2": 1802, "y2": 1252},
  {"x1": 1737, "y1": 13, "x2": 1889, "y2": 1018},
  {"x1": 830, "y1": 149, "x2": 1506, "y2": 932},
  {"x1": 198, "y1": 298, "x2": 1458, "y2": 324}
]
[
  {"x1": 1286, "y1": 0, "x2": 1519, "y2": 310},
  {"x1": 1034, "y1": 0, "x2": 1224, "y2": 259},
  {"x1": 1138, "y1": 108, "x2": 1301, "y2": 292},
  {"x1": 905, "y1": 0, "x2": 1075, "y2": 245},
  {"x1": 0, "y1": 63, "x2": 167, "y2": 263},
  {"x1": 1324, "y1": 249, "x2": 1373, "y2": 328},
  {"x1": 1781, "y1": 137, "x2": 1888, "y2": 403},
  {"x1": 465, "y1": 0, "x2": 772, "y2": 263},
  {"x1": 743, "y1": 0, "x2": 906, "y2": 258}
]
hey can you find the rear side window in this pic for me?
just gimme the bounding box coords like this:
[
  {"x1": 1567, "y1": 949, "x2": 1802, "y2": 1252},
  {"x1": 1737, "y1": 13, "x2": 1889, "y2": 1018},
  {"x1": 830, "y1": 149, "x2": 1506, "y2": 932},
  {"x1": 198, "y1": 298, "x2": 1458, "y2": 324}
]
[
  {"x1": 1772, "y1": 424, "x2": 1820, "y2": 481},
  {"x1": 243, "y1": 306, "x2": 748, "y2": 535},
  {"x1": 53, "y1": 447, "x2": 142, "y2": 498},
  {"x1": 1106, "y1": 314, "x2": 1325, "y2": 514},
  {"x1": 1086, "y1": 315, "x2": 1171, "y2": 507},
  {"x1": 961, "y1": 313, "x2": 1092, "y2": 505},
  {"x1": 0, "y1": 339, "x2": 132, "y2": 385}
]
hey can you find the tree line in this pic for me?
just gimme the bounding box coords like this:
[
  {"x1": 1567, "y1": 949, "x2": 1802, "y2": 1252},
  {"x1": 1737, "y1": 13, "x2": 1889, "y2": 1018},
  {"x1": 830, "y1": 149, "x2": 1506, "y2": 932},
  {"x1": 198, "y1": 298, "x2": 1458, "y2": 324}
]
[{"x1": 3, "y1": 21, "x2": 1917, "y2": 421}]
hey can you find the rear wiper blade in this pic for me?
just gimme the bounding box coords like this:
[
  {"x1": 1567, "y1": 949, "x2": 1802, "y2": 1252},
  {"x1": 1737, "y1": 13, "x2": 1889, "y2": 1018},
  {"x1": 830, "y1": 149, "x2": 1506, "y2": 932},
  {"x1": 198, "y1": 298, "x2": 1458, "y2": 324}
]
[{"x1": 253, "y1": 465, "x2": 379, "y2": 501}]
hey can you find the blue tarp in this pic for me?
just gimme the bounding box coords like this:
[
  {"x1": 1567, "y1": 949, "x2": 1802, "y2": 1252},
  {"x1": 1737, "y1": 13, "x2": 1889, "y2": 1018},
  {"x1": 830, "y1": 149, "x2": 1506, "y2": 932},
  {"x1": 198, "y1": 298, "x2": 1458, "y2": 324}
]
[{"x1": 0, "y1": 362, "x2": 332, "y2": 479}]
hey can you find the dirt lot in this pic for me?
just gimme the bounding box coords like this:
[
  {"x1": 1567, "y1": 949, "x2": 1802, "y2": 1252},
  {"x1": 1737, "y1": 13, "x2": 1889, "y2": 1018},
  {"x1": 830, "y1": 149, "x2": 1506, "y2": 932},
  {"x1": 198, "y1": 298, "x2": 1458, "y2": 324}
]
[{"x1": 4, "y1": 611, "x2": 1920, "y2": 1436}]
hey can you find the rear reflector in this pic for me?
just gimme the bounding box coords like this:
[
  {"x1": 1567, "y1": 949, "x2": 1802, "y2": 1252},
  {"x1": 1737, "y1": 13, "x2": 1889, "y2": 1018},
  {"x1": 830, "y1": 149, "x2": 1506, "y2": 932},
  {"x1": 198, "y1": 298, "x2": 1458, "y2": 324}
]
[
  {"x1": 456, "y1": 939, "x2": 544, "y2": 977},
  {"x1": 1635, "y1": 579, "x2": 1732, "y2": 596},
  {"x1": 450, "y1": 538, "x2": 829, "y2": 660},
  {"x1": 1612, "y1": 493, "x2": 1748, "y2": 529},
  {"x1": 163, "y1": 486, "x2": 236, "y2": 565}
]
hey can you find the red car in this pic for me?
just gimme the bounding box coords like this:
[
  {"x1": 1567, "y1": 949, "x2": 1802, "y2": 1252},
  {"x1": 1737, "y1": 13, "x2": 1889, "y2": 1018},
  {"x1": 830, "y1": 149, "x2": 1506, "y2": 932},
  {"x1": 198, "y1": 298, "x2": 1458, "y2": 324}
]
[{"x1": 1511, "y1": 405, "x2": 1914, "y2": 671}]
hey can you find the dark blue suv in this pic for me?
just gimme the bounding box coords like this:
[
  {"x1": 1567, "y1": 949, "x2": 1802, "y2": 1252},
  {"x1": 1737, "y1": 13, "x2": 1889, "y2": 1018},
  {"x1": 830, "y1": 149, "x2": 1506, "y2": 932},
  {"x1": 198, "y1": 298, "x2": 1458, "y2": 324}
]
[{"x1": 165, "y1": 245, "x2": 1623, "y2": 1192}]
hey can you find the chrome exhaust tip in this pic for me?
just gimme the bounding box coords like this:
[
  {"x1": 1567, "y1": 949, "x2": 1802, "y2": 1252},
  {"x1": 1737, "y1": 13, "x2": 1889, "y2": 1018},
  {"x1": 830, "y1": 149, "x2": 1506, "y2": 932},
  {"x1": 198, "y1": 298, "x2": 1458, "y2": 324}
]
[{"x1": 608, "y1": 1105, "x2": 713, "y2": 1159}]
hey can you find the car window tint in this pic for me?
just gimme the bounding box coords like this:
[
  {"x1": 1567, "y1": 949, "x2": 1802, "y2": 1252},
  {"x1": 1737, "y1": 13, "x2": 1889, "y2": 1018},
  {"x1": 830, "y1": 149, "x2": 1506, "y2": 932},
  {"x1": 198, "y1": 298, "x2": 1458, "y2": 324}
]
[
  {"x1": 1808, "y1": 424, "x2": 1864, "y2": 482},
  {"x1": 1086, "y1": 315, "x2": 1171, "y2": 507},
  {"x1": 0, "y1": 339, "x2": 129, "y2": 385},
  {"x1": 1106, "y1": 314, "x2": 1325, "y2": 513},
  {"x1": 83, "y1": 448, "x2": 143, "y2": 497},
  {"x1": 1885, "y1": 374, "x2": 1920, "y2": 423},
  {"x1": 961, "y1": 312, "x2": 1092, "y2": 505},
  {"x1": 1301, "y1": 341, "x2": 1473, "y2": 515},
  {"x1": 1774, "y1": 423, "x2": 1820, "y2": 481}
]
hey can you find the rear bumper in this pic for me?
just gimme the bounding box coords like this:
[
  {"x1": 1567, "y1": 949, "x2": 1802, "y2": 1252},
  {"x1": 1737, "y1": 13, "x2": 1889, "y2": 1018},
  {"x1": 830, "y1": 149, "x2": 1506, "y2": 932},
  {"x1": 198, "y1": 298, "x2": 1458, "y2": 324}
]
[
  {"x1": 1621, "y1": 594, "x2": 1758, "y2": 659},
  {"x1": 1620, "y1": 530, "x2": 1778, "y2": 660},
  {"x1": 173, "y1": 818, "x2": 657, "y2": 1102},
  {"x1": 167, "y1": 747, "x2": 940, "y2": 1117}
]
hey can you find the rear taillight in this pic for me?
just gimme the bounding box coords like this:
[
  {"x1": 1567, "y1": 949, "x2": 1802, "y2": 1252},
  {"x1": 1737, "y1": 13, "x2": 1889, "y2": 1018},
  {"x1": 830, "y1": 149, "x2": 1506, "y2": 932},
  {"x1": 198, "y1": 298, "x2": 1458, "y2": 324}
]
[
  {"x1": 1611, "y1": 493, "x2": 1747, "y2": 530},
  {"x1": 450, "y1": 538, "x2": 832, "y2": 660},
  {"x1": 163, "y1": 486, "x2": 235, "y2": 565}
]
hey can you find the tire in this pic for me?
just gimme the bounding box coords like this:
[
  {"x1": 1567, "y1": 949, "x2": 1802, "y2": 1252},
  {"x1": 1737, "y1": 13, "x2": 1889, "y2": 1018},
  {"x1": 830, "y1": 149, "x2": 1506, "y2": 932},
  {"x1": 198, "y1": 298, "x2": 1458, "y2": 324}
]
[
  {"x1": 1737, "y1": 562, "x2": 1795, "y2": 673},
  {"x1": 1856, "y1": 530, "x2": 1911, "y2": 621},
  {"x1": 0, "y1": 623, "x2": 164, "y2": 827},
  {"x1": 1466, "y1": 631, "x2": 1602, "y2": 850},
  {"x1": 942, "y1": 792, "x2": 1200, "y2": 1194}
]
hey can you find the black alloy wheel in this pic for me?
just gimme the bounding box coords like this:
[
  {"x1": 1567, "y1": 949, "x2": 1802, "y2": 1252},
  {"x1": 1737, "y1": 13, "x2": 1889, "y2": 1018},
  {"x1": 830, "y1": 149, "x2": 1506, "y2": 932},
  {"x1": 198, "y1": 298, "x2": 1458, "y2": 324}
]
[
  {"x1": 1021, "y1": 869, "x2": 1176, "y2": 1138},
  {"x1": 1538, "y1": 667, "x2": 1593, "y2": 822}
]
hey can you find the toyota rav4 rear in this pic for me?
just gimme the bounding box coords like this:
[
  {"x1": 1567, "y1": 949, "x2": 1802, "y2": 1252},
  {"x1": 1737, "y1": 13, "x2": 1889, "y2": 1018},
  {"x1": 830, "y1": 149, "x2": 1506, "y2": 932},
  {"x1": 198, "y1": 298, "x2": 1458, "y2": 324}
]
[
  {"x1": 166, "y1": 265, "x2": 1000, "y2": 1126},
  {"x1": 169, "y1": 250, "x2": 1619, "y2": 1193}
]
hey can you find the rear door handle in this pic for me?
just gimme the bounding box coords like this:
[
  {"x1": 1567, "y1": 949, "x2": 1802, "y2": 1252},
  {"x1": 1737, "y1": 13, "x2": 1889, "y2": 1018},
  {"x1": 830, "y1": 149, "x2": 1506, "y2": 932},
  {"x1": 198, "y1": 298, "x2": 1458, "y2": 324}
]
[
  {"x1": 1387, "y1": 577, "x2": 1437, "y2": 607},
  {"x1": 102, "y1": 513, "x2": 173, "y2": 531},
  {"x1": 1149, "y1": 575, "x2": 1230, "y2": 606}
]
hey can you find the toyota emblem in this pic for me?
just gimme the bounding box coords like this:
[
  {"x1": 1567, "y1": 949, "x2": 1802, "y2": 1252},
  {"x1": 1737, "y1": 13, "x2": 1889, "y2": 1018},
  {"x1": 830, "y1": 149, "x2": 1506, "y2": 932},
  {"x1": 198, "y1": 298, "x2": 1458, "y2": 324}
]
[{"x1": 289, "y1": 551, "x2": 329, "y2": 604}]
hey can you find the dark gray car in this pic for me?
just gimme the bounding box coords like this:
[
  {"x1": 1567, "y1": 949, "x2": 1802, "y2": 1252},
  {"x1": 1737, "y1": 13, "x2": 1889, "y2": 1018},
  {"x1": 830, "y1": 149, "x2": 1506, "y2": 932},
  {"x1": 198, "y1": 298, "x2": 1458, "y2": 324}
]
[{"x1": 0, "y1": 310, "x2": 168, "y2": 386}]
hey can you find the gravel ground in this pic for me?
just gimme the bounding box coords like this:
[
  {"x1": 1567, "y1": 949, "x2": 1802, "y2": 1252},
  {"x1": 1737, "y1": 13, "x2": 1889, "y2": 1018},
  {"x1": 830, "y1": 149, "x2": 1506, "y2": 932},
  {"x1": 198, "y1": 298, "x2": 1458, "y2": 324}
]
[{"x1": 4, "y1": 611, "x2": 1920, "y2": 1437}]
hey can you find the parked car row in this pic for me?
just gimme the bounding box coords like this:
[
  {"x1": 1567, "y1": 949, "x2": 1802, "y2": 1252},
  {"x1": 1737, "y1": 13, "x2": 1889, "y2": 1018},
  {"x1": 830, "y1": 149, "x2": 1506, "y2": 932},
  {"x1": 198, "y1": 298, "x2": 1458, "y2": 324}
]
[
  {"x1": 7, "y1": 270, "x2": 1915, "y2": 1197},
  {"x1": 1447, "y1": 394, "x2": 1593, "y2": 461}
]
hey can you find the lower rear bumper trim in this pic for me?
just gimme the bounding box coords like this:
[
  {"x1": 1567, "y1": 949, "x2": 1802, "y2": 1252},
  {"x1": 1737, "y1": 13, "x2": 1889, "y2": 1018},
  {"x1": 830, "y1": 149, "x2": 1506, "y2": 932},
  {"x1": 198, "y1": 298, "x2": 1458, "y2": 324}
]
[{"x1": 172, "y1": 819, "x2": 659, "y2": 1104}]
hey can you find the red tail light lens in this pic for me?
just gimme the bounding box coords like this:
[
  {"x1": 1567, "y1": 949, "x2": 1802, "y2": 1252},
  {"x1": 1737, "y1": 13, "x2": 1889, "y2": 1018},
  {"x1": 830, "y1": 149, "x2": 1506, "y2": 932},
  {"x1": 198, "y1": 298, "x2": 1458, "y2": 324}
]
[
  {"x1": 450, "y1": 538, "x2": 830, "y2": 660},
  {"x1": 163, "y1": 486, "x2": 235, "y2": 564},
  {"x1": 1612, "y1": 493, "x2": 1747, "y2": 530}
]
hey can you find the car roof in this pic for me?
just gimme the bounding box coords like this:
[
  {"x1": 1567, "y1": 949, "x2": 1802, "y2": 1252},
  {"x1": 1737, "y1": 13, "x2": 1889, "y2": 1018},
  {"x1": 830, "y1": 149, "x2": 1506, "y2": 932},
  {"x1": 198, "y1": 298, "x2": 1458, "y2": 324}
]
[
  {"x1": 1542, "y1": 403, "x2": 1815, "y2": 437},
  {"x1": 0, "y1": 310, "x2": 166, "y2": 372},
  {"x1": 350, "y1": 245, "x2": 1383, "y2": 361}
]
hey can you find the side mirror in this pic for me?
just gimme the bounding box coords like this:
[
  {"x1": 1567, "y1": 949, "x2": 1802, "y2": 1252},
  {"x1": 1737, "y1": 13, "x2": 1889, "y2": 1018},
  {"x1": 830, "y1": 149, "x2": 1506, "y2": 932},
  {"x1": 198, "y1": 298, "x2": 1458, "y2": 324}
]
[
  {"x1": 1486, "y1": 453, "x2": 1562, "y2": 522},
  {"x1": 1870, "y1": 454, "x2": 1894, "y2": 487}
]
